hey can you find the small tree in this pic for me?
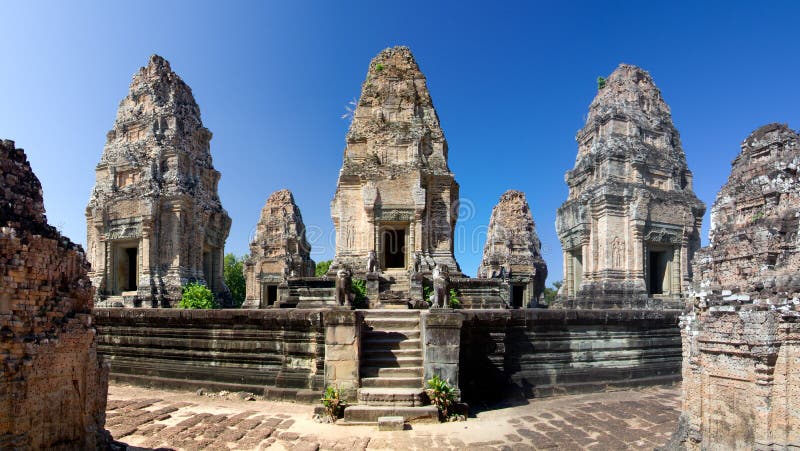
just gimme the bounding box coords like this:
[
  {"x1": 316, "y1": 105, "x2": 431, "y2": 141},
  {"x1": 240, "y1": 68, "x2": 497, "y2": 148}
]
[
  {"x1": 426, "y1": 375, "x2": 457, "y2": 420},
  {"x1": 597, "y1": 76, "x2": 606, "y2": 90},
  {"x1": 542, "y1": 280, "x2": 563, "y2": 305},
  {"x1": 315, "y1": 260, "x2": 332, "y2": 277},
  {"x1": 448, "y1": 288, "x2": 461, "y2": 309},
  {"x1": 179, "y1": 282, "x2": 217, "y2": 309},
  {"x1": 224, "y1": 253, "x2": 246, "y2": 307}
]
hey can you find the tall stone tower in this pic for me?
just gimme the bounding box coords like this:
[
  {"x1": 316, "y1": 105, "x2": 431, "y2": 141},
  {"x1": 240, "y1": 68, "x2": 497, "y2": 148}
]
[
  {"x1": 555, "y1": 64, "x2": 705, "y2": 308},
  {"x1": 86, "y1": 55, "x2": 232, "y2": 307},
  {"x1": 330, "y1": 46, "x2": 461, "y2": 276},
  {"x1": 478, "y1": 190, "x2": 548, "y2": 307},
  {"x1": 243, "y1": 189, "x2": 315, "y2": 308}
]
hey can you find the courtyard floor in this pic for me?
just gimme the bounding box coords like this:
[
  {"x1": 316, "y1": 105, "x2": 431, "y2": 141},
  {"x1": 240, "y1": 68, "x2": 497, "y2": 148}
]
[{"x1": 108, "y1": 383, "x2": 680, "y2": 450}]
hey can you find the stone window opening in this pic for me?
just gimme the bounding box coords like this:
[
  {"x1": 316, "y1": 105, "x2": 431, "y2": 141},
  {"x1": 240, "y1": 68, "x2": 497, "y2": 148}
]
[{"x1": 381, "y1": 225, "x2": 407, "y2": 270}]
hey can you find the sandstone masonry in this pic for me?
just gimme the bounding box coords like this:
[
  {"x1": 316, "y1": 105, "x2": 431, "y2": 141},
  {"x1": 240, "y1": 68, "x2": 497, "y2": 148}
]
[
  {"x1": 555, "y1": 64, "x2": 705, "y2": 308},
  {"x1": 671, "y1": 124, "x2": 800, "y2": 450},
  {"x1": 86, "y1": 55, "x2": 232, "y2": 307},
  {"x1": 478, "y1": 190, "x2": 547, "y2": 307},
  {"x1": 0, "y1": 140, "x2": 108, "y2": 449},
  {"x1": 243, "y1": 189, "x2": 315, "y2": 308},
  {"x1": 330, "y1": 46, "x2": 462, "y2": 280}
]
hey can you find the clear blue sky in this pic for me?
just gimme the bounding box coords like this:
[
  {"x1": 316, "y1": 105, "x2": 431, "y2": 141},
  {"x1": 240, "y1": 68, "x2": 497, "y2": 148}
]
[{"x1": 2, "y1": 1, "x2": 799, "y2": 284}]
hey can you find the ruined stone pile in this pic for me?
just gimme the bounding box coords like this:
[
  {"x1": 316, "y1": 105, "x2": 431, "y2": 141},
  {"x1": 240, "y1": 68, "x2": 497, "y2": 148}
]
[
  {"x1": 243, "y1": 189, "x2": 315, "y2": 308},
  {"x1": 478, "y1": 190, "x2": 547, "y2": 305},
  {"x1": 0, "y1": 140, "x2": 108, "y2": 449}
]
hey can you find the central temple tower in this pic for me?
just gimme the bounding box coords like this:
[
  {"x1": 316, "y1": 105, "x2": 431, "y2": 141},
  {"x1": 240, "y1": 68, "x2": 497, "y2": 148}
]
[{"x1": 330, "y1": 46, "x2": 461, "y2": 276}]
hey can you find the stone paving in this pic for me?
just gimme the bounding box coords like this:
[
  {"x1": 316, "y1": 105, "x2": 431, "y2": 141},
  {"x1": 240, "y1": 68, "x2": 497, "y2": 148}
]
[{"x1": 108, "y1": 383, "x2": 680, "y2": 450}]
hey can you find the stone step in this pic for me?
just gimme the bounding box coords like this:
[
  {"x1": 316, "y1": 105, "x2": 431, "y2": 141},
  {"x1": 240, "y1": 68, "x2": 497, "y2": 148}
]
[
  {"x1": 357, "y1": 388, "x2": 427, "y2": 407},
  {"x1": 360, "y1": 366, "x2": 423, "y2": 379},
  {"x1": 362, "y1": 310, "x2": 421, "y2": 319},
  {"x1": 362, "y1": 348, "x2": 422, "y2": 361},
  {"x1": 361, "y1": 337, "x2": 420, "y2": 350},
  {"x1": 363, "y1": 330, "x2": 420, "y2": 341},
  {"x1": 360, "y1": 376, "x2": 423, "y2": 389},
  {"x1": 343, "y1": 405, "x2": 438, "y2": 424},
  {"x1": 363, "y1": 317, "x2": 420, "y2": 330},
  {"x1": 359, "y1": 355, "x2": 423, "y2": 368}
]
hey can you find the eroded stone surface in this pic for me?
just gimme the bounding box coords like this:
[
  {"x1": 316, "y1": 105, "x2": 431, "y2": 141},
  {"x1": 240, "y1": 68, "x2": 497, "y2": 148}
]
[
  {"x1": 694, "y1": 123, "x2": 800, "y2": 296},
  {"x1": 671, "y1": 124, "x2": 800, "y2": 450},
  {"x1": 86, "y1": 54, "x2": 231, "y2": 307},
  {"x1": 478, "y1": 190, "x2": 548, "y2": 306},
  {"x1": 555, "y1": 64, "x2": 705, "y2": 308},
  {"x1": 0, "y1": 140, "x2": 109, "y2": 449},
  {"x1": 243, "y1": 189, "x2": 315, "y2": 308},
  {"x1": 330, "y1": 46, "x2": 461, "y2": 280}
]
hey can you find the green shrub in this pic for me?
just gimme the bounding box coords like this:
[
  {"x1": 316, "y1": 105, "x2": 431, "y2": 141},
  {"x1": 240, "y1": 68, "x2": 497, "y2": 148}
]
[
  {"x1": 351, "y1": 279, "x2": 368, "y2": 309},
  {"x1": 178, "y1": 282, "x2": 217, "y2": 309},
  {"x1": 320, "y1": 385, "x2": 346, "y2": 421},
  {"x1": 375, "y1": 63, "x2": 385, "y2": 72},
  {"x1": 224, "y1": 253, "x2": 246, "y2": 307},
  {"x1": 597, "y1": 76, "x2": 606, "y2": 90},
  {"x1": 423, "y1": 283, "x2": 433, "y2": 305},
  {"x1": 448, "y1": 288, "x2": 461, "y2": 309},
  {"x1": 315, "y1": 260, "x2": 332, "y2": 277},
  {"x1": 426, "y1": 375, "x2": 457, "y2": 420}
]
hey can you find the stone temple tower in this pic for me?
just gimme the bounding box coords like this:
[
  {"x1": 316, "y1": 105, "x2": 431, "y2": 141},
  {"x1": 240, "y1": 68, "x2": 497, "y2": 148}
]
[
  {"x1": 86, "y1": 55, "x2": 232, "y2": 307},
  {"x1": 555, "y1": 64, "x2": 705, "y2": 308},
  {"x1": 243, "y1": 189, "x2": 315, "y2": 308},
  {"x1": 330, "y1": 46, "x2": 461, "y2": 277},
  {"x1": 478, "y1": 190, "x2": 548, "y2": 307}
]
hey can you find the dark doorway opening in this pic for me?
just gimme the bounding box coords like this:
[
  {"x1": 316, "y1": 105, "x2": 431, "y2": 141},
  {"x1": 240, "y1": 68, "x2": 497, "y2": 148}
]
[
  {"x1": 649, "y1": 250, "x2": 666, "y2": 295},
  {"x1": 125, "y1": 247, "x2": 138, "y2": 291},
  {"x1": 267, "y1": 285, "x2": 278, "y2": 306},
  {"x1": 511, "y1": 285, "x2": 525, "y2": 308},
  {"x1": 383, "y1": 228, "x2": 406, "y2": 269}
]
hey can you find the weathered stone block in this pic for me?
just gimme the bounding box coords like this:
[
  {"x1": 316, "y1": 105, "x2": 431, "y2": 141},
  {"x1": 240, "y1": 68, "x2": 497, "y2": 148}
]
[{"x1": 377, "y1": 416, "x2": 405, "y2": 431}]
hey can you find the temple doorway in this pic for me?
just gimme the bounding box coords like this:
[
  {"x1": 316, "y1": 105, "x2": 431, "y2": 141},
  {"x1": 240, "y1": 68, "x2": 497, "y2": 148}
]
[
  {"x1": 648, "y1": 249, "x2": 672, "y2": 295},
  {"x1": 112, "y1": 241, "x2": 139, "y2": 294},
  {"x1": 382, "y1": 227, "x2": 407, "y2": 269},
  {"x1": 511, "y1": 284, "x2": 525, "y2": 308}
]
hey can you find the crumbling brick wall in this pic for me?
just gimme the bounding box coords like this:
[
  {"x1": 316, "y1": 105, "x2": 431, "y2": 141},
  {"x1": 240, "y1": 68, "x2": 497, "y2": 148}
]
[{"x1": 0, "y1": 140, "x2": 109, "y2": 449}]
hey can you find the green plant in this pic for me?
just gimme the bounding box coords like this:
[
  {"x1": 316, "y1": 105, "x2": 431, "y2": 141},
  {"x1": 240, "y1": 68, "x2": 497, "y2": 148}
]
[
  {"x1": 224, "y1": 253, "x2": 246, "y2": 307},
  {"x1": 375, "y1": 63, "x2": 385, "y2": 72},
  {"x1": 751, "y1": 211, "x2": 765, "y2": 222},
  {"x1": 315, "y1": 260, "x2": 332, "y2": 277},
  {"x1": 542, "y1": 280, "x2": 562, "y2": 305},
  {"x1": 320, "y1": 386, "x2": 346, "y2": 421},
  {"x1": 423, "y1": 283, "x2": 433, "y2": 305},
  {"x1": 597, "y1": 76, "x2": 606, "y2": 90},
  {"x1": 178, "y1": 282, "x2": 217, "y2": 309},
  {"x1": 351, "y1": 279, "x2": 368, "y2": 308},
  {"x1": 426, "y1": 375, "x2": 457, "y2": 420},
  {"x1": 448, "y1": 288, "x2": 461, "y2": 309}
]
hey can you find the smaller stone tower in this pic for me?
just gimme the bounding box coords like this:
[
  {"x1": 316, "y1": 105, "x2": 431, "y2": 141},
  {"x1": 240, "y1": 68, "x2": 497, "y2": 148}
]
[
  {"x1": 478, "y1": 190, "x2": 548, "y2": 307},
  {"x1": 243, "y1": 189, "x2": 315, "y2": 308}
]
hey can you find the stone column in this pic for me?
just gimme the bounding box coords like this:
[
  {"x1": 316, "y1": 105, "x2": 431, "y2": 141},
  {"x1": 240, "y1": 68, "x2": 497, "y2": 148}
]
[
  {"x1": 366, "y1": 272, "x2": 380, "y2": 309},
  {"x1": 421, "y1": 310, "x2": 464, "y2": 400},
  {"x1": 323, "y1": 310, "x2": 362, "y2": 401}
]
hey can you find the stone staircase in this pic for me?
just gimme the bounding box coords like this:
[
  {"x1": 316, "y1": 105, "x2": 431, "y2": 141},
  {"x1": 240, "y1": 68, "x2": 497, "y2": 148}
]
[
  {"x1": 377, "y1": 271, "x2": 411, "y2": 309},
  {"x1": 344, "y1": 310, "x2": 438, "y2": 423}
]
